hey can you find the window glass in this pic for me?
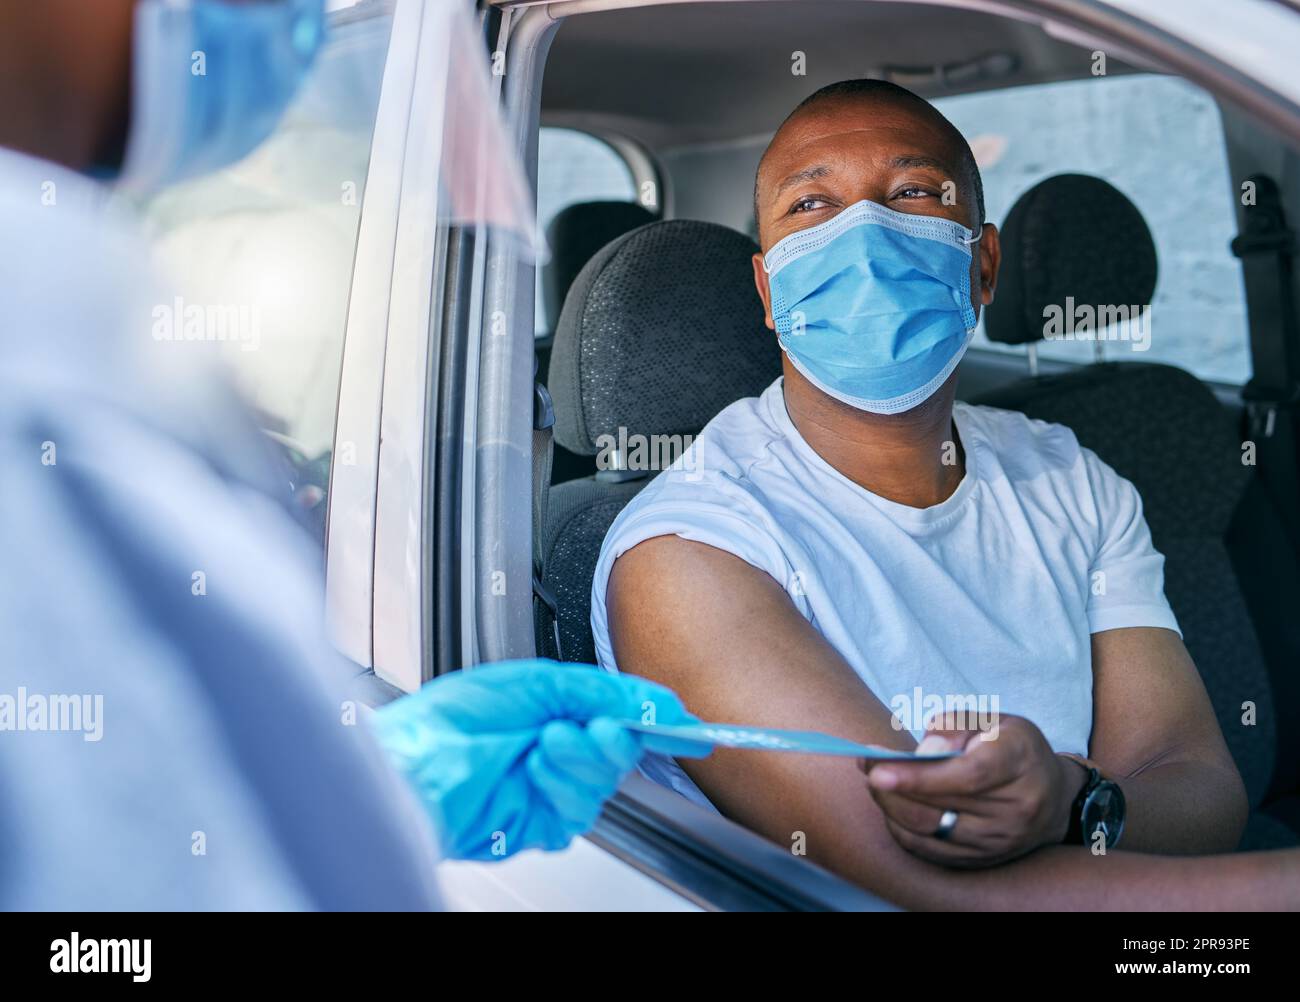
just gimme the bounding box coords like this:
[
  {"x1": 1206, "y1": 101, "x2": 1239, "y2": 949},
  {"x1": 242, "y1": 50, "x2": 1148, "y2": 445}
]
[
  {"x1": 535, "y1": 127, "x2": 638, "y2": 335},
  {"x1": 136, "y1": 10, "x2": 394, "y2": 538},
  {"x1": 936, "y1": 74, "x2": 1250, "y2": 385}
]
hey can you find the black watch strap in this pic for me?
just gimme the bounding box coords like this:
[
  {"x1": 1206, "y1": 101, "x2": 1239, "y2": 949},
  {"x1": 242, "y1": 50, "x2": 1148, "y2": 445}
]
[{"x1": 1065, "y1": 766, "x2": 1102, "y2": 845}]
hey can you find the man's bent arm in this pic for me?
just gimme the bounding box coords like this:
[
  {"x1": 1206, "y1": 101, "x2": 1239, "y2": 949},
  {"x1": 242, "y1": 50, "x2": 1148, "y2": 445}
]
[
  {"x1": 606, "y1": 536, "x2": 1291, "y2": 910},
  {"x1": 1084, "y1": 627, "x2": 1247, "y2": 854}
]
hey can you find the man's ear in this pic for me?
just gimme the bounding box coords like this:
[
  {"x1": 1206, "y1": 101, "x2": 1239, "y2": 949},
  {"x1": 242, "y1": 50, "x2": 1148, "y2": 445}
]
[
  {"x1": 977, "y1": 222, "x2": 1001, "y2": 306},
  {"x1": 752, "y1": 253, "x2": 775, "y2": 331}
]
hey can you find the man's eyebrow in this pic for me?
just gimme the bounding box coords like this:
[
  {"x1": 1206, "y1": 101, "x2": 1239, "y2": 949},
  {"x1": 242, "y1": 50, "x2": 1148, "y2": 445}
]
[
  {"x1": 891, "y1": 153, "x2": 955, "y2": 173},
  {"x1": 769, "y1": 154, "x2": 956, "y2": 202},
  {"x1": 772, "y1": 164, "x2": 833, "y2": 198}
]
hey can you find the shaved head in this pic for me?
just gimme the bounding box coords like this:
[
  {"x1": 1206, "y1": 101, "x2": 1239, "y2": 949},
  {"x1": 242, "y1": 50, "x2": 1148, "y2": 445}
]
[{"x1": 754, "y1": 79, "x2": 984, "y2": 246}]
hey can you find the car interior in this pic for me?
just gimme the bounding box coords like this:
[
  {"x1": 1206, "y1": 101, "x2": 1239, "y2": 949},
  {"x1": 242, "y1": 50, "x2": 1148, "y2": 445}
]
[{"x1": 518, "y1": 0, "x2": 1300, "y2": 857}]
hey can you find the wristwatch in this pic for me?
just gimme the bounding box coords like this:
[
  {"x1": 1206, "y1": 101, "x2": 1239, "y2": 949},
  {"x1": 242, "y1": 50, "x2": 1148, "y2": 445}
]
[{"x1": 1065, "y1": 763, "x2": 1126, "y2": 849}]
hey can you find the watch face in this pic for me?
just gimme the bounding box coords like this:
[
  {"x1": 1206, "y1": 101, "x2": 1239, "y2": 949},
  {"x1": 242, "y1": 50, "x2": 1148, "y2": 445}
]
[{"x1": 1082, "y1": 780, "x2": 1126, "y2": 849}]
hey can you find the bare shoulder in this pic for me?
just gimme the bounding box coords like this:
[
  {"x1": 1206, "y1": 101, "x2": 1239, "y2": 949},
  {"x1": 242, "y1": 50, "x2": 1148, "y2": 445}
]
[
  {"x1": 605, "y1": 533, "x2": 877, "y2": 728},
  {"x1": 607, "y1": 534, "x2": 797, "y2": 650},
  {"x1": 610, "y1": 533, "x2": 786, "y2": 601}
]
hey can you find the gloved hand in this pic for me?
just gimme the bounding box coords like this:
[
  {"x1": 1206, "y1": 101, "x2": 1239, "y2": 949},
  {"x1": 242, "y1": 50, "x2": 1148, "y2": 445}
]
[{"x1": 370, "y1": 659, "x2": 707, "y2": 861}]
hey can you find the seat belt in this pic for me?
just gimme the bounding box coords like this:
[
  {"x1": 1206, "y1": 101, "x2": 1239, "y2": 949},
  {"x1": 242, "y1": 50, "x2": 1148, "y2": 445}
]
[
  {"x1": 532, "y1": 356, "x2": 562, "y2": 659},
  {"x1": 1232, "y1": 173, "x2": 1300, "y2": 554}
]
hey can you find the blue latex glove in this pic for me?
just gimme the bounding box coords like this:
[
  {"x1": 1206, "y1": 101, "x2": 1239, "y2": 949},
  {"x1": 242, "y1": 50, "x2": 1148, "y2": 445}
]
[{"x1": 370, "y1": 659, "x2": 707, "y2": 861}]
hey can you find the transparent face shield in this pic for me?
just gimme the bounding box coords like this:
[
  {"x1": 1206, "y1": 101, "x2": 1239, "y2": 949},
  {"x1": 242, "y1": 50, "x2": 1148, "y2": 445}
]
[
  {"x1": 123, "y1": 0, "x2": 544, "y2": 260},
  {"x1": 121, "y1": 0, "x2": 546, "y2": 496},
  {"x1": 417, "y1": 0, "x2": 547, "y2": 262}
]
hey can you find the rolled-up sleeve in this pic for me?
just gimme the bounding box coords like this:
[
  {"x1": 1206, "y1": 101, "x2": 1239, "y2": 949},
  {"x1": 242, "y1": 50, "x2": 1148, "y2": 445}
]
[{"x1": 1082, "y1": 449, "x2": 1182, "y2": 637}]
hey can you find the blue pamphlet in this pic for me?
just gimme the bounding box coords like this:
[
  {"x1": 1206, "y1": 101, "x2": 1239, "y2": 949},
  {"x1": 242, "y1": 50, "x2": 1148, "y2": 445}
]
[{"x1": 619, "y1": 719, "x2": 959, "y2": 760}]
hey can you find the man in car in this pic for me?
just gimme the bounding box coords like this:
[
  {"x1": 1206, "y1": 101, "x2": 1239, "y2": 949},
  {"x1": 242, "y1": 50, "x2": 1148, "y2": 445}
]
[{"x1": 594, "y1": 79, "x2": 1300, "y2": 908}]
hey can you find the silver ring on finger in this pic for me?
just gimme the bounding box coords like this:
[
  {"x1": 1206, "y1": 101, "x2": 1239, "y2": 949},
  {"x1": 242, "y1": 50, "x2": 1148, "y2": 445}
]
[{"x1": 933, "y1": 809, "x2": 959, "y2": 841}]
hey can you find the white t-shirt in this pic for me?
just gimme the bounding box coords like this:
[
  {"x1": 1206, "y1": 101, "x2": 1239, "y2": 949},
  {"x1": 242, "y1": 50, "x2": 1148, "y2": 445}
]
[{"x1": 591, "y1": 377, "x2": 1179, "y2": 809}]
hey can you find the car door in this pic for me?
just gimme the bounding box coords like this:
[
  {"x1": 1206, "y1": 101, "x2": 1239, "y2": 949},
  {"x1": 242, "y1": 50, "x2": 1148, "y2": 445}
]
[
  {"x1": 152, "y1": 0, "x2": 1300, "y2": 913},
  {"x1": 442, "y1": 0, "x2": 1300, "y2": 909}
]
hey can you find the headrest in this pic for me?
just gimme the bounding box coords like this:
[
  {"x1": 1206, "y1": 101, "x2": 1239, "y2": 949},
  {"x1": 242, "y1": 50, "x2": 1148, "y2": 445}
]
[
  {"x1": 985, "y1": 174, "x2": 1157, "y2": 346},
  {"x1": 542, "y1": 201, "x2": 657, "y2": 333},
  {"x1": 548, "y1": 219, "x2": 781, "y2": 456}
]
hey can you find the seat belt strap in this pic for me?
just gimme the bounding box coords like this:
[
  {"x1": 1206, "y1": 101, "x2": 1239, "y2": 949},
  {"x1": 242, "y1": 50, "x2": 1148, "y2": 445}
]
[
  {"x1": 532, "y1": 361, "x2": 561, "y2": 659},
  {"x1": 1232, "y1": 173, "x2": 1300, "y2": 553}
]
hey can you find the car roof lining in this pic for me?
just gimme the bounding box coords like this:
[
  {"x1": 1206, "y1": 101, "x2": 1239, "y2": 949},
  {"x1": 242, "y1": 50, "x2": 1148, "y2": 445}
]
[{"x1": 536, "y1": 0, "x2": 1151, "y2": 150}]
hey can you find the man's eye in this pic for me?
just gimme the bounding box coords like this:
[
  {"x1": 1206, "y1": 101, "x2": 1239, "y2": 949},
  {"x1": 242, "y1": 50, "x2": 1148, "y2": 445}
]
[
  {"x1": 790, "y1": 197, "x2": 829, "y2": 214},
  {"x1": 895, "y1": 186, "x2": 935, "y2": 199}
]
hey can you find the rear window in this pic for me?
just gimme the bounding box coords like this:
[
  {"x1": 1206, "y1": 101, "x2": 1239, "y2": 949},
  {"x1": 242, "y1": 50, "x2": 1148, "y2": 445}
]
[
  {"x1": 535, "y1": 127, "x2": 639, "y2": 334},
  {"x1": 936, "y1": 73, "x2": 1250, "y2": 385}
]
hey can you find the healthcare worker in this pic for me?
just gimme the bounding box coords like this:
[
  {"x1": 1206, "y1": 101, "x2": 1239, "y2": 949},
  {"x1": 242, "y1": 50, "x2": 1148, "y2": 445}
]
[{"x1": 0, "y1": 0, "x2": 700, "y2": 909}]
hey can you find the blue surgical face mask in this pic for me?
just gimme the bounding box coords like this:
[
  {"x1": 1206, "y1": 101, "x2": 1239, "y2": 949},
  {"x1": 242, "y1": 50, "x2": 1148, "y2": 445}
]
[
  {"x1": 113, "y1": 0, "x2": 326, "y2": 192},
  {"x1": 763, "y1": 199, "x2": 981, "y2": 414}
]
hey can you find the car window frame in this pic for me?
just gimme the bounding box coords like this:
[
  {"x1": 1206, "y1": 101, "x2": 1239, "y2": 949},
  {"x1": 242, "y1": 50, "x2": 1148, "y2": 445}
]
[
  {"x1": 327, "y1": 0, "x2": 452, "y2": 690},
  {"x1": 457, "y1": 0, "x2": 1300, "y2": 910}
]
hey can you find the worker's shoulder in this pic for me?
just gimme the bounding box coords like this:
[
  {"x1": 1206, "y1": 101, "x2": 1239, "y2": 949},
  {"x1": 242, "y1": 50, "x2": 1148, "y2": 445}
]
[
  {"x1": 0, "y1": 154, "x2": 210, "y2": 424},
  {"x1": 1, "y1": 166, "x2": 156, "y2": 373},
  {"x1": 0, "y1": 154, "x2": 287, "y2": 507}
]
